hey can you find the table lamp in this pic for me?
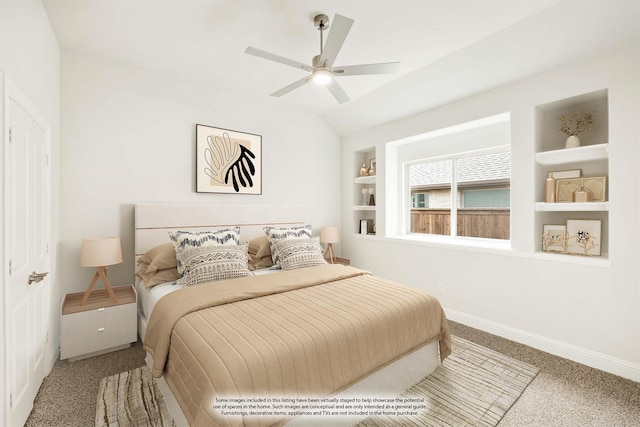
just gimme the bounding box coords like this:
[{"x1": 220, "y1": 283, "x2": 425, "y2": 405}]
[
  {"x1": 320, "y1": 226, "x2": 340, "y2": 264},
  {"x1": 80, "y1": 237, "x2": 123, "y2": 306}
]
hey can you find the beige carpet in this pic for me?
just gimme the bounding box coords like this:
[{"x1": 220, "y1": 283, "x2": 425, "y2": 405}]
[
  {"x1": 96, "y1": 366, "x2": 175, "y2": 427},
  {"x1": 96, "y1": 336, "x2": 537, "y2": 426}
]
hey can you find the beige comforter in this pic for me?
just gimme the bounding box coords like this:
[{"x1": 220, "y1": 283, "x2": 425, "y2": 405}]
[{"x1": 144, "y1": 264, "x2": 451, "y2": 427}]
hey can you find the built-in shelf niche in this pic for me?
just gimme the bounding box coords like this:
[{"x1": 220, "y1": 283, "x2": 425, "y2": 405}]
[
  {"x1": 353, "y1": 148, "x2": 377, "y2": 236},
  {"x1": 534, "y1": 89, "x2": 609, "y2": 258}
]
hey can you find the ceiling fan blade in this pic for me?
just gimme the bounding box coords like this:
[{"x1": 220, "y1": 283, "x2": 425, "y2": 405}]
[
  {"x1": 270, "y1": 76, "x2": 312, "y2": 97},
  {"x1": 326, "y1": 79, "x2": 350, "y2": 104},
  {"x1": 333, "y1": 62, "x2": 401, "y2": 76},
  {"x1": 245, "y1": 46, "x2": 313, "y2": 72},
  {"x1": 319, "y1": 14, "x2": 354, "y2": 68}
]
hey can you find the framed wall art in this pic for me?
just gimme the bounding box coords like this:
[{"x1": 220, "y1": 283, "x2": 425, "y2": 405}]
[
  {"x1": 369, "y1": 158, "x2": 376, "y2": 175},
  {"x1": 566, "y1": 219, "x2": 601, "y2": 256},
  {"x1": 542, "y1": 224, "x2": 567, "y2": 253},
  {"x1": 555, "y1": 176, "x2": 606, "y2": 202},
  {"x1": 196, "y1": 124, "x2": 262, "y2": 194}
]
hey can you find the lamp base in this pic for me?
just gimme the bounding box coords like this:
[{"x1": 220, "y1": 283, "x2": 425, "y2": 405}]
[
  {"x1": 81, "y1": 266, "x2": 118, "y2": 306},
  {"x1": 323, "y1": 243, "x2": 336, "y2": 264}
]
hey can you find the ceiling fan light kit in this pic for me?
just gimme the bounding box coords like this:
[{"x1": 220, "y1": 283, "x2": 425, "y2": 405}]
[
  {"x1": 312, "y1": 68, "x2": 331, "y2": 85},
  {"x1": 245, "y1": 13, "x2": 400, "y2": 104}
]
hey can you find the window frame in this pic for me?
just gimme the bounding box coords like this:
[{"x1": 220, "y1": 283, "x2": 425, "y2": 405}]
[{"x1": 403, "y1": 145, "x2": 511, "y2": 240}]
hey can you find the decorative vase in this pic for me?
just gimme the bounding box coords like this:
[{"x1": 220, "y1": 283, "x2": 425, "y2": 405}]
[
  {"x1": 565, "y1": 135, "x2": 580, "y2": 149},
  {"x1": 359, "y1": 164, "x2": 369, "y2": 176},
  {"x1": 544, "y1": 172, "x2": 555, "y2": 203}
]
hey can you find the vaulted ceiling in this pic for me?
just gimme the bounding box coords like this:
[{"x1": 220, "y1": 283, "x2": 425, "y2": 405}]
[{"x1": 42, "y1": 1, "x2": 639, "y2": 136}]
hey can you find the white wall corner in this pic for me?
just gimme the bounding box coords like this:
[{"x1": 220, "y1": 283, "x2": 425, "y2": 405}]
[{"x1": 445, "y1": 308, "x2": 640, "y2": 383}]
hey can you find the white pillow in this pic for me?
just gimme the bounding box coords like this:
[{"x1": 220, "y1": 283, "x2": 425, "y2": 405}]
[
  {"x1": 169, "y1": 228, "x2": 240, "y2": 276},
  {"x1": 273, "y1": 238, "x2": 327, "y2": 271},
  {"x1": 177, "y1": 244, "x2": 253, "y2": 286},
  {"x1": 263, "y1": 225, "x2": 312, "y2": 268}
]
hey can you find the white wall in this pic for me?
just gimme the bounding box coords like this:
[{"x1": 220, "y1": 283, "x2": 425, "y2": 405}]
[
  {"x1": 60, "y1": 51, "x2": 342, "y2": 294},
  {"x1": 342, "y1": 44, "x2": 640, "y2": 381},
  {"x1": 0, "y1": 0, "x2": 61, "y2": 422}
]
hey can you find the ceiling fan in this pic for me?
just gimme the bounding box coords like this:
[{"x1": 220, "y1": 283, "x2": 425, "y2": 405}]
[{"x1": 245, "y1": 13, "x2": 400, "y2": 104}]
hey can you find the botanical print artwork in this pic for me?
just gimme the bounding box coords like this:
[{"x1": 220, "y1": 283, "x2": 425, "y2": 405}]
[{"x1": 196, "y1": 125, "x2": 262, "y2": 194}]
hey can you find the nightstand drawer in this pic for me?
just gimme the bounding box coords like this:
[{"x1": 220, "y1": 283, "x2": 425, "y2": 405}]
[
  {"x1": 61, "y1": 303, "x2": 136, "y2": 359},
  {"x1": 61, "y1": 285, "x2": 137, "y2": 360}
]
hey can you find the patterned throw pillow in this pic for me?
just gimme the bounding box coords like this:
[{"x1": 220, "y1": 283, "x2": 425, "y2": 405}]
[
  {"x1": 263, "y1": 225, "x2": 312, "y2": 268},
  {"x1": 177, "y1": 244, "x2": 253, "y2": 287},
  {"x1": 169, "y1": 228, "x2": 241, "y2": 276},
  {"x1": 273, "y1": 238, "x2": 328, "y2": 271}
]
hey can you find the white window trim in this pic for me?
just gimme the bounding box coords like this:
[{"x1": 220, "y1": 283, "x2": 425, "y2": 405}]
[{"x1": 402, "y1": 144, "x2": 511, "y2": 241}]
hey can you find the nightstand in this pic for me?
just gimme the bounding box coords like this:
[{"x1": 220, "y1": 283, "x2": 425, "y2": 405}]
[
  {"x1": 61, "y1": 284, "x2": 137, "y2": 361},
  {"x1": 333, "y1": 257, "x2": 351, "y2": 266}
]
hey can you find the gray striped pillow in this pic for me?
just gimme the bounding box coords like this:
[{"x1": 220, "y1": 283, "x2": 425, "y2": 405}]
[
  {"x1": 274, "y1": 238, "x2": 327, "y2": 271},
  {"x1": 263, "y1": 225, "x2": 312, "y2": 268},
  {"x1": 169, "y1": 228, "x2": 241, "y2": 276}
]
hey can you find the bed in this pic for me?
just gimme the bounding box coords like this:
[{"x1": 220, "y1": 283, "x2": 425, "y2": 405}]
[{"x1": 135, "y1": 203, "x2": 451, "y2": 427}]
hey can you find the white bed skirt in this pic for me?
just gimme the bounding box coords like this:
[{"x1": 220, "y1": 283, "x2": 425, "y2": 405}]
[{"x1": 146, "y1": 341, "x2": 439, "y2": 427}]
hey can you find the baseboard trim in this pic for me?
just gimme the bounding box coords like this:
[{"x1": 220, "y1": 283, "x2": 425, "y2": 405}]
[{"x1": 445, "y1": 308, "x2": 640, "y2": 383}]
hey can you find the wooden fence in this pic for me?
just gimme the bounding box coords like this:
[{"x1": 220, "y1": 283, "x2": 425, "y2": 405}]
[{"x1": 410, "y1": 209, "x2": 510, "y2": 240}]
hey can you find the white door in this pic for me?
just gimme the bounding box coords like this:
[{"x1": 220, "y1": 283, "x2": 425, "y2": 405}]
[{"x1": 4, "y1": 90, "x2": 50, "y2": 426}]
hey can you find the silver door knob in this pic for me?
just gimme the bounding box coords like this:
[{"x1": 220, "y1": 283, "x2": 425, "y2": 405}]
[{"x1": 28, "y1": 271, "x2": 48, "y2": 285}]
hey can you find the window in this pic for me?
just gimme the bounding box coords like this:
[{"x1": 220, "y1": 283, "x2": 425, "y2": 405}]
[
  {"x1": 412, "y1": 193, "x2": 429, "y2": 208},
  {"x1": 406, "y1": 149, "x2": 511, "y2": 241},
  {"x1": 387, "y1": 112, "x2": 511, "y2": 245},
  {"x1": 462, "y1": 188, "x2": 510, "y2": 208}
]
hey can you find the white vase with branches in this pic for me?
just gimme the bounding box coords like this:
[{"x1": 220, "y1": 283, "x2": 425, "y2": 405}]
[{"x1": 557, "y1": 111, "x2": 595, "y2": 149}]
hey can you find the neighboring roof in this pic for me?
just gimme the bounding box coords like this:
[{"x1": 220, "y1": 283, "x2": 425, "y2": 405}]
[{"x1": 410, "y1": 152, "x2": 511, "y2": 187}]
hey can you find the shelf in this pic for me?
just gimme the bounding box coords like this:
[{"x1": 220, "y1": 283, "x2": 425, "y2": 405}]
[
  {"x1": 354, "y1": 175, "x2": 376, "y2": 184},
  {"x1": 354, "y1": 233, "x2": 377, "y2": 238},
  {"x1": 535, "y1": 202, "x2": 609, "y2": 212},
  {"x1": 353, "y1": 206, "x2": 376, "y2": 211},
  {"x1": 535, "y1": 143, "x2": 608, "y2": 165}
]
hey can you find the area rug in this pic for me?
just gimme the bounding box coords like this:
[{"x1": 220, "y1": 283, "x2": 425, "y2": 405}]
[
  {"x1": 96, "y1": 336, "x2": 538, "y2": 427},
  {"x1": 95, "y1": 365, "x2": 175, "y2": 427},
  {"x1": 357, "y1": 336, "x2": 540, "y2": 427}
]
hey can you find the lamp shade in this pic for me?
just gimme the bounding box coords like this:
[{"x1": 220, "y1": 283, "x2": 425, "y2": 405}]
[
  {"x1": 80, "y1": 237, "x2": 123, "y2": 267},
  {"x1": 320, "y1": 226, "x2": 340, "y2": 244}
]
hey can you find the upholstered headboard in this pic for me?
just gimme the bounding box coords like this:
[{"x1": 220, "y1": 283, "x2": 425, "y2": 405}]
[{"x1": 134, "y1": 203, "x2": 305, "y2": 262}]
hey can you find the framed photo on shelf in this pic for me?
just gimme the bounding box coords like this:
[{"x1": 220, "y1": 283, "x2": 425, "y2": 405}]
[
  {"x1": 550, "y1": 169, "x2": 581, "y2": 179},
  {"x1": 566, "y1": 219, "x2": 602, "y2": 256},
  {"x1": 555, "y1": 176, "x2": 606, "y2": 202},
  {"x1": 542, "y1": 224, "x2": 567, "y2": 253}
]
